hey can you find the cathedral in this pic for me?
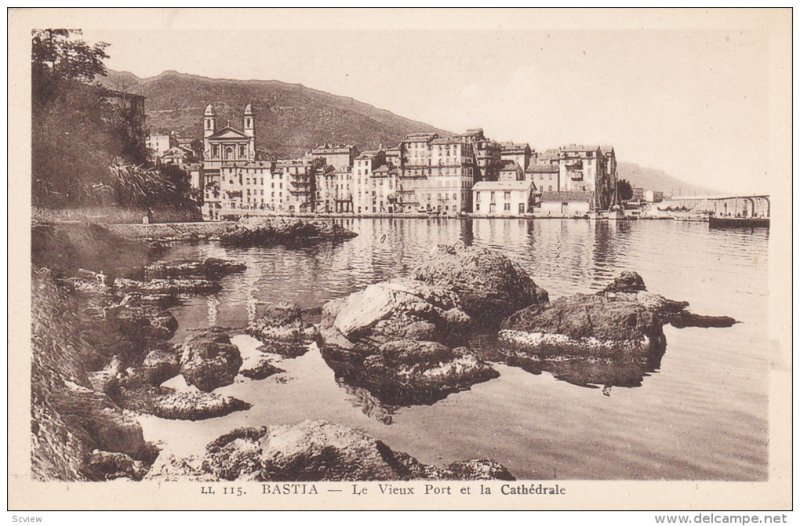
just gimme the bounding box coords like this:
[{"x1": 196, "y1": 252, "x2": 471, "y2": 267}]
[
  {"x1": 202, "y1": 103, "x2": 257, "y2": 163},
  {"x1": 200, "y1": 104, "x2": 281, "y2": 220}
]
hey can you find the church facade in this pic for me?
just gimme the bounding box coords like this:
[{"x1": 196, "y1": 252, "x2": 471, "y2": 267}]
[{"x1": 200, "y1": 104, "x2": 285, "y2": 220}]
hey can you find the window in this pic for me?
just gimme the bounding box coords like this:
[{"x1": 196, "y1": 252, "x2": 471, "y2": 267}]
[
  {"x1": 476, "y1": 192, "x2": 480, "y2": 202},
  {"x1": 519, "y1": 203, "x2": 525, "y2": 214},
  {"x1": 476, "y1": 203, "x2": 480, "y2": 211},
  {"x1": 504, "y1": 191, "x2": 511, "y2": 200},
  {"x1": 504, "y1": 203, "x2": 511, "y2": 211}
]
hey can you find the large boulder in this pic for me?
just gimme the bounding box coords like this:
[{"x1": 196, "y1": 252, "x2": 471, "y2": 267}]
[
  {"x1": 179, "y1": 328, "x2": 243, "y2": 392},
  {"x1": 197, "y1": 420, "x2": 514, "y2": 482},
  {"x1": 413, "y1": 243, "x2": 549, "y2": 325},
  {"x1": 246, "y1": 302, "x2": 319, "y2": 357},
  {"x1": 219, "y1": 217, "x2": 357, "y2": 247},
  {"x1": 319, "y1": 279, "x2": 495, "y2": 405},
  {"x1": 497, "y1": 271, "x2": 737, "y2": 384}
]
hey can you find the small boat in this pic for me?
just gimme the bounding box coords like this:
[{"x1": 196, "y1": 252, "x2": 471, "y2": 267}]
[{"x1": 709, "y1": 216, "x2": 770, "y2": 228}]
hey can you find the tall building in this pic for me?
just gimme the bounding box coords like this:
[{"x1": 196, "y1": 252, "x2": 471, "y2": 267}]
[
  {"x1": 557, "y1": 144, "x2": 616, "y2": 210},
  {"x1": 353, "y1": 150, "x2": 386, "y2": 214}
]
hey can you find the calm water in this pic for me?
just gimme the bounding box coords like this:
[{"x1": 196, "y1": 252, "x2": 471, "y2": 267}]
[{"x1": 140, "y1": 218, "x2": 769, "y2": 480}]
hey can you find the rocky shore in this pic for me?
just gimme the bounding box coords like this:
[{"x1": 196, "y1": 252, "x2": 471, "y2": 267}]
[
  {"x1": 31, "y1": 222, "x2": 736, "y2": 482},
  {"x1": 147, "y1": 420, "x2": 515, "y2": 482}
]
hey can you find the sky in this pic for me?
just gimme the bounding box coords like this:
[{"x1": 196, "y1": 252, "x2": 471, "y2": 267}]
[{"x1": 76, "y1": 9, "x2": 790, "y2": 195}]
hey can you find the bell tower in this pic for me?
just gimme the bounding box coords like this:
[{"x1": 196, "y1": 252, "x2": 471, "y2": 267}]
[
  {"x1": 203, "y1": 104, "x2": 216, "y2": 158},
  {"x1": 244, "y1": 103, "x2": 255, "y2": 159}
]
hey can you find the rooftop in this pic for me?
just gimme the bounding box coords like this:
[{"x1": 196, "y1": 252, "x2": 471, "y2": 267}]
[
  {"x1": 526, "y1": 164, "x2": 559, "y2": 173},
  {"x1": 539, "y1": 191, "x2": 592, "y2": 202},
  {"x1": 473, "y1": 180, "x2": 533, "y2": 191}
]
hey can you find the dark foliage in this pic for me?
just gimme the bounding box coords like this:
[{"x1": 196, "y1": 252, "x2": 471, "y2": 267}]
[{"x1": 616, "y1": 178, "x2": 634, "y2": 201}]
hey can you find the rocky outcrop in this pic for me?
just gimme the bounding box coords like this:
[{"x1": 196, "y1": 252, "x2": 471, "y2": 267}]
[
  {"x1": 240, "y1": 356, "x2": 284, "y2": 380},
  {"x1": 413, "y1": 243, "x2": 549, "y2": 326},
  {"x1": 319, "y1": 279, "x2": 497, "y2": 405},
  {"x1": 497, "y1": 271, "x2": 737, "y2": 387},
  {"x1": 144, "y1": 258, "x2": 246, "y2": 280},
  {"x1": 114, "y1": 277, "x2": 222, "y2": 296},
  {"x1": 114, "y1": 386, "x2": 251, "y2": 420},
  {"x1": 219, "y1": 217, "x2": 358, "y2": 247},
  {"x1": 179, "y1": 328, "x2": 243, "y2": 392},
  {"x1": 32, "y1": 268, "x2": 158, "y2": 481},
  {"x1": 246, "y1": 302, "x2": 319, "y2": 358},
  {"x1": 189, "y1": 420, "x2": 515, "y2": 482}
]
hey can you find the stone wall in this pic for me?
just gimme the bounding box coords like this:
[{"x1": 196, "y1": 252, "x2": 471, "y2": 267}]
[{"x1": 33, "y1": 206, "x2": 202, "y2": 224}]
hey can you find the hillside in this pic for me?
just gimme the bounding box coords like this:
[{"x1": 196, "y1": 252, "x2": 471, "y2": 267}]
[
  {"x1": 617, "y1": 162, "x2": 718, "y2": 197},
  {"x1": 100, "y1": 70, "x2": 453, "y2": 158}
]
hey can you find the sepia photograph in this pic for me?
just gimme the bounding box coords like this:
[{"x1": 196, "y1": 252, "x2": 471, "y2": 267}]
[{"x1": 7, "y1": 7, "x2": 793, "y2": 513}]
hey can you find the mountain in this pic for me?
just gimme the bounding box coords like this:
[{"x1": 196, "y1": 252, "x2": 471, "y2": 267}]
[
  {"x1": 617, "y1": 161, "x2": 718, "y2": 197},
  {"x1": 100, "y1": 70, "x2": 453, "y2": 158},
  {"x1": 102, "y1": 70, "x2": 708, "y2": 195}
]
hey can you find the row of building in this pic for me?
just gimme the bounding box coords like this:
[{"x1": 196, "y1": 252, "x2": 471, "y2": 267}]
[{"x1": 166, "y1": 104, "x2": 621, "y2": 220}]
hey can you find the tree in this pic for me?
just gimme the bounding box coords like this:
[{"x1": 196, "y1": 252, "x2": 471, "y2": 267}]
[
  {"x1": 616, "y1": 178, "x2": 634, "y2": 201},
  {"x1": 32, "y1": 29, "x2": 109, "y2": 105}
]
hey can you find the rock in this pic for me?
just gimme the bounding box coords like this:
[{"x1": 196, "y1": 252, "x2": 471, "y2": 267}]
[
  {"x1": 122, "y1": 347, "x2": 181, "y2": 386},
  {"x1": 319, "y1": 279, "x2": 496, "y2": 405},
  {"x1": 50, "y1": 382, "x2": 152, "y2": 460},
  {"x1": 246, "y1": 302, "x2": 318, "y2": 357},
  {"x1": 497, "y1": 271, "x2": 737, "y2": 382},
  {"x1": 669, "y1": 311, "x2": 738, "y2": 329},
  {"x1": 144, "y1": 258, "x2": 246, "y2": 280},
  {"x1": 114, "y1": 385, "x2": 251, "y2": 420},
  {"x1": 114, "y1": 277, "x2": 222, "y2": 295},
  {"x1": 179, "y1": 328, "x2": 243, "y2": 392},
  {"x1": 144, "y1": 454, "x2": 213, "y2": 481},
  {"x1": 219, "y1": 217, "x2": 358, "y2": 247},
  {"x1": 602, "y1": 270, "x2": 647, "y2": 293},
  {"x1": 425, "y1": 459, "x2": 516, "y2": 481},
  {"x1": 240, "y1": 356, "x2": 284, "y2": 380},
  {"x1": 200, "y1": 420, "x2": 515, "y2": 482},
  {"x1": 83, "y1": 450, "x2": 149, "y2": 481},
  {"x1": 413, "y1": 243, "x2": 549, "y2": 325},
  {"x1": 500, "y1": 293, "x2": 666, "y2": 357}
]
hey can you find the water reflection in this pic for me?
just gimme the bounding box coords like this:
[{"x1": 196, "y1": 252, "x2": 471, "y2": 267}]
[{"x1": 153, "y1": 219, "x2": 769, "y2": 480}]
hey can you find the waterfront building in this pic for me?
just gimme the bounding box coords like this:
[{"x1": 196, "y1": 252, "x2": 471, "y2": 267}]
[
  {"x1": 537, "y1": 191, "x2": 592, "y2": 217},
  {"x1": 428, "y1": 136, "x2": 475, "y2": 214},
  {"x1": 557, "y1": 144, "x2": 616, "y2": 210},
  {"x1": 334, "y1": 166, "x2": 354, "y2": 213},
  {"x1": 631, "y1": 187, "x2": 645, "y2": 202},
  {"x1": 314, "y1": 163, "x2": 338, "y2": 212},
  {"x1": 370, "y1": 164, "x2": 400, "y2": 213},
  {"x1": 353, "y1": 149, "x2": 386, "y2": 214},
  {"x1": 396, "y1": 133, "x2": 436, "y2": 212},
  {"x1": 526, "y1": 163, "x2": 560, "y2": 192},
  {"x1": 283, "y1": 157, "x2": 323, "y2": 213},
  {"x1": 500, "y1": 142, "x2": 532, "y2": 171},
  {"x1": 472, "y1": 180, "x2": 535, "y2": 216}
]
